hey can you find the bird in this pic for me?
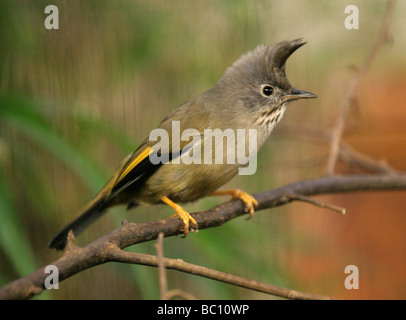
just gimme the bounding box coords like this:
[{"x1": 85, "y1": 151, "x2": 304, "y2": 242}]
[{"x1": 48, "y1": 38, "x2": 317, "y2": 250}]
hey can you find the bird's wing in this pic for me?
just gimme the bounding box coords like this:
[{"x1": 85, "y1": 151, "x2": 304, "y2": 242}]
[{"x1": 105, "y1": 102, "x2": 210, "y2": 201}]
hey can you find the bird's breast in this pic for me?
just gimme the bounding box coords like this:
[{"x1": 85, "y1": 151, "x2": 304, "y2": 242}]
[{"x1": 254, "y1": 103, "x2": 287, "y2": 147}]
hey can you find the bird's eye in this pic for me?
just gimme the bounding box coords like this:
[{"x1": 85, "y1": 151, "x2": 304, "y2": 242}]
[{"x1": 261, "y1": 85, "x2": 274, "y2": 97}]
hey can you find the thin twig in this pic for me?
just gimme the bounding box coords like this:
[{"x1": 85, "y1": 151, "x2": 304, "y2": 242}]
[
  {"x1": 154, "y1": 233, "x2": 197, "y2": 300},
  {"x1": 339, "y1": 141, "x2": 399, "y2": 175},
  {"x1": 278, "y1": 125, "x2": 402, "y2": 174},
  {"x1": 154, "y1": 233, "x2": 167, "y2": 300},
  {"x1": 325, "y1": 0, "x2": 396, "y2": 175},
  {"x1": 287, "y1": 193, "x2": 346, "y2": 215}
]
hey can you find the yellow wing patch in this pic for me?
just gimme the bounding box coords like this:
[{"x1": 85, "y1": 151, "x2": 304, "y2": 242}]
[{"x1": 116, "y1": 146, "x2": 152, "y2": 184}]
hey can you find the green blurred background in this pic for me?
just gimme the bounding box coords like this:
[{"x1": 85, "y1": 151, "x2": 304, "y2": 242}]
[{"x1": 1, "y1": 0, "x2": 405, "y2": 299}]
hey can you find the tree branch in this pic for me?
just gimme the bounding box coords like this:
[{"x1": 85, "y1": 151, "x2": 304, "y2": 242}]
[
  {"x1": 325, "y1": 0, "x2": 396, "y2": 174},
  {"x1": 106, "y1": 246, "x2": 333, "y2": 300},
  {"x1": 1, "y1": 174, "x2": 405, "y2": 300},
  {"x1": 154, "y1": 233, "x2": 167, "y2": 300}
]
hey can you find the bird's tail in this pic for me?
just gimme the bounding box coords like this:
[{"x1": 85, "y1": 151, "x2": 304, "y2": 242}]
[{"x1": 47, "y1": 196, "x2": 108, "y2": 250}]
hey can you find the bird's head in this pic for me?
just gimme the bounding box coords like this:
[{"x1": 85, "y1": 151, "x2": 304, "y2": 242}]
[{"x1": 217, "y1": 39, "x2": 317, "y2": 119}]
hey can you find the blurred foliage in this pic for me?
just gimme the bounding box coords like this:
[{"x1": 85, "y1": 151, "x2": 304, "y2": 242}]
[{"x1": 0, "y1": 0, "x2": 405, "y2": 299}]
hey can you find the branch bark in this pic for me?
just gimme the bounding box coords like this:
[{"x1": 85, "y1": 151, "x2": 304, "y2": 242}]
[
  {"x1": 1, "y1": 174, "x2": 405, "y2": 300},
  {"x1": 107, "y1": 247, "x2": 333, "y2": 300}
]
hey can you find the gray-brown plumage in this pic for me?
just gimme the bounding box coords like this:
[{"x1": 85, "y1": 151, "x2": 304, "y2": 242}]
[{"x1": 48, "y1": 38, "x2": 317, "y2": 250}]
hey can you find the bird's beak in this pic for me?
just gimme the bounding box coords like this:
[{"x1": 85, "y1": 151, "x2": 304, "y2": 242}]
[{"x1": 285, "y1": 88, "x2": 318, "y2": 101}]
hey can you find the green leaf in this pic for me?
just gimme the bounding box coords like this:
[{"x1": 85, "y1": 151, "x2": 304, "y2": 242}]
[
  {"x1": 0, "y1": 170, "x2": 37, "y2": 277},
  {"x1": 0, "y1": 96, "x2": 106, "y2": 192}
]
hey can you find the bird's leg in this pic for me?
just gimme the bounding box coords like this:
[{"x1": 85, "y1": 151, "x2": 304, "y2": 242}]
[
  {"x1": 161, "y1": 196, "x2": 198, "y2": 236},
  {"x1": 210, "y1": 189, "x2": 258, "y2": 218}
]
